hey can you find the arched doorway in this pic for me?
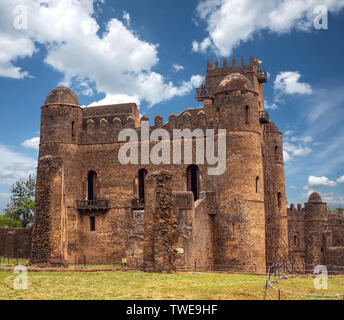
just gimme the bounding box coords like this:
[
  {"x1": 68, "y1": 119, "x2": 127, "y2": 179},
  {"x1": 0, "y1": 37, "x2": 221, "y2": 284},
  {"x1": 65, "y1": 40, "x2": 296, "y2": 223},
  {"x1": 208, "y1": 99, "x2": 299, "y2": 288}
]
[
  {"x1": 138, "y1": 169, "x2": 147, "y2": 203},
  {"x1": 187, "y1": 165, "x2": 200, "y2": 201},
  {"x1": 87, "y1": 171, "x2": 97, "y2": 200}
]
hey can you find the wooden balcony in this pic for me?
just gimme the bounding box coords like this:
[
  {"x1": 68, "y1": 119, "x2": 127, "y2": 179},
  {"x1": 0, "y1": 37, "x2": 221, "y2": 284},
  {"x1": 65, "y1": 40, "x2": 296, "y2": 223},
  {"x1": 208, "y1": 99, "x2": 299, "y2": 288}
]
[
  {"x1": 195, "y1": 86, "x2": 214, "y2": 101},
  {"x1": 76, "y1": 199, "x2": 109, "y2": 212},
  {"x1": 257, "y1": 70, "x2": 267, "y2": 83},
  {"x1": 260, "y1": 111, "x2": 270, "y2": 124}
]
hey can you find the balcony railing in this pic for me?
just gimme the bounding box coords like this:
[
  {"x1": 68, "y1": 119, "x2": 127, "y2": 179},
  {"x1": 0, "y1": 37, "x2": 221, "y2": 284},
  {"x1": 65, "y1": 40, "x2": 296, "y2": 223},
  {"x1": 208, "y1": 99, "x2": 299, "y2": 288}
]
[
  {"x1": 257, "y1": 70, "x2": 268, "y2": 83},
  {"x1": 260, "y1": 111, "x2": 270, "y2": 124},
  {"x1": 131, "y1": 198, "x2": 145, "y2": 210},
  {"x1": 195, "y1": 86, "x2": 214, "y2": 101},
  {"x1": 76, "y1": 199, "x2": 109, "y2": 212}
]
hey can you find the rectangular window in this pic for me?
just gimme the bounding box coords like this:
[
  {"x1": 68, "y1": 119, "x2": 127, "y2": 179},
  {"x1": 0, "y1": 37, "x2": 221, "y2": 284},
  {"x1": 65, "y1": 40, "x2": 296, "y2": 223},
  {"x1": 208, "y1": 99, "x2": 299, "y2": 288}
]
[{"x1": 90, "y1": 216, "x2": 95, "y2": 231}]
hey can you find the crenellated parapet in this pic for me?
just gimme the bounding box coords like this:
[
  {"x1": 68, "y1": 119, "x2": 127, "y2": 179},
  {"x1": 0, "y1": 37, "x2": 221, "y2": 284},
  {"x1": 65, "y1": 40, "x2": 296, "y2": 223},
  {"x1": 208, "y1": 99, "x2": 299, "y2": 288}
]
[{"x1": 198, "y1": 56, "x2": 267, "y2": 104}]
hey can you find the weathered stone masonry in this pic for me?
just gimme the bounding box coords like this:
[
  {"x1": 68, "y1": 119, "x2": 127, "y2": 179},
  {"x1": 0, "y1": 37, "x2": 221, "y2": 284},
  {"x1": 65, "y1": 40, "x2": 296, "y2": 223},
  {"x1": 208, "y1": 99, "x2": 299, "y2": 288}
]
[
  {"x1": 25, "y1": 56, "x2": 344, "y2": 272},
  {"x1": 0, "y1": 227, "x2": 32, "y2": 259}
]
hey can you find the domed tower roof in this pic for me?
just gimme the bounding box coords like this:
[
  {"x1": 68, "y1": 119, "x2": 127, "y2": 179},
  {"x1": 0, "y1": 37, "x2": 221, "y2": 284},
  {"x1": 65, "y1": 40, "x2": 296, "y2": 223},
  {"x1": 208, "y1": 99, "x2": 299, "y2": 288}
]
[
  {"x1": 215, "y1": 73, "x2": 254, "y2": 94},
  {"x1": 264, "y1": 120, "x2": 280, "y2": 133},
  {"x1": 44, "y1": 87, "x2": 79, "y2": 106},
  {"x1": 308, "y1": 192, "x2": 323, "y2": 203}
]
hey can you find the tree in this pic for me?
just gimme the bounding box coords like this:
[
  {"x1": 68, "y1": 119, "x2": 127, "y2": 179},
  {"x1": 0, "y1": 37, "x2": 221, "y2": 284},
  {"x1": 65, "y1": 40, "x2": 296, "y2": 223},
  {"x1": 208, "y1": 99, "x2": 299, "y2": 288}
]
[
  {"x1": 335, "y1": 208, "x2": 344, "y2": 215},
  {"x1": 4, "y1": 175, "x2": 35, "y2": 228},
  {"x1": 328, "y1": 207, "x2": 344, "y2": 215},
  {"x1": 0, "y1": 213, "x2": 22, "y2": 228}
]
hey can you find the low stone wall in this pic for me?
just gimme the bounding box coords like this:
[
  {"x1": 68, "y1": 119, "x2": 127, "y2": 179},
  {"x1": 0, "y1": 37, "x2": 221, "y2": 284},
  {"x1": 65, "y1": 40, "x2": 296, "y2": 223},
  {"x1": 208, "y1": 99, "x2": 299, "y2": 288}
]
[
  {"x1": 325, "y1": 246, "x2": 344, "y2": 266},
  {"x1": 0, "y1": 227, "x2": 32, "y2": 258}
]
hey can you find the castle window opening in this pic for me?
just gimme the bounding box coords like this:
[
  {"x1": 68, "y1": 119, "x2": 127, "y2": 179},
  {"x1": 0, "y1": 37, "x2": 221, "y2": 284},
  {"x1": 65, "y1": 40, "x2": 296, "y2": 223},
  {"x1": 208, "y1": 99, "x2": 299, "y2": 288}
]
[
  {"x1": 275, "y1": 145, "x2": 278, "y2": 158},
  {"x1": 277, "y1": 192, "x2": 282, "y2": 208},
  {"x1": 88, "y1": 171, "x2": 97, "y2": 201},
  {"x1": 138, "y1": 169, "x2": 147, "y2": 202},
  {"x1": 245, "y1": 106, "x2": 250, "y2": 124},
  {"x1": 72, "y1": 121, "x2": 75, "y2": 137},
  {"x1": 187, "y1": 165, "x2": 200, "y2": 201},
  {"x1": 90, "y1": 216, "x2": 96, "y2": 232},
  {"x1": 216, "y1": 108, "x2": 220, "y2": 125},
  {"x1": 256, "y1": 176, "x2": 259, "y2": 193},
  {"x1": 294, "y1": 235, "x2": 300, "y2": 247}
]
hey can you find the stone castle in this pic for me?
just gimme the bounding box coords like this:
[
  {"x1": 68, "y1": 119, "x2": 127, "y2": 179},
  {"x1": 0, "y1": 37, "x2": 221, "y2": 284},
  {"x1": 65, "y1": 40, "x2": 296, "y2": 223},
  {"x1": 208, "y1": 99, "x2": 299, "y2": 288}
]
[{"x1": 1, "y1": 57, "x2": 343, "y2": 273}]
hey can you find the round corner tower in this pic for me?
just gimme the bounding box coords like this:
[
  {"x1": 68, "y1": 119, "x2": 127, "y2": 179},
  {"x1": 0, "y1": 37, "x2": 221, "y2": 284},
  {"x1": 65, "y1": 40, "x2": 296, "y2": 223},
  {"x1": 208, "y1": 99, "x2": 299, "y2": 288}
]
[
  {"x1": 40, "y1": 87, "x2": 82, "y2": 154},
  {"x1": 263, "y1": 120, "x2": 289, "y2": 266},
  {"x1": 304, "y1": 192, "x2": 328, "y2": 266},
  {"x1": 204, "y1": 59, "x2": 267, "y2": 273},
  {"x1": 31, "y1": 86, "x2": 82, "y2": 266}
]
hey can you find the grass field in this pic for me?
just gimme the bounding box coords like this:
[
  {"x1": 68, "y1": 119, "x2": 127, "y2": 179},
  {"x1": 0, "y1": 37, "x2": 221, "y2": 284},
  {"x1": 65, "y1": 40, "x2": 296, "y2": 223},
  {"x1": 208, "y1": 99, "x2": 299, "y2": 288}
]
[{"x1": 1, "y1": 268, "x2": 344, "y2": 300}]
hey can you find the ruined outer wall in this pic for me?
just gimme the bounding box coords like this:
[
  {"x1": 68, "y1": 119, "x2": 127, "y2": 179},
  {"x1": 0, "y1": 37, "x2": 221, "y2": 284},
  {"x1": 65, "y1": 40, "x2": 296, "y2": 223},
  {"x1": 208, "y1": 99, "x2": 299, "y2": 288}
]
[
  {"x1": 0, "y1": 227, "x2": 32, "y2": 258},
  {"x1": 327, "y1": 213, "x2": 344, "y2": 246},
  {"x1": 188, "y1": 198, "x2": 214, "y2": 270},
  {"x1": 173, "y1": 192, "x2": 214, "y2": 270},
  {"x1": 142, "y1": 171, "x2": 179, "y2": 272},
  {"x1": 287, "y1": 196, "x2": 344, "y2": 268},
  {"x1": 31, "y1": 155, "x2": 67, "y2": 266},
  {"x1": 287, "y1": 204, "x2": 305, "y2": 268}
]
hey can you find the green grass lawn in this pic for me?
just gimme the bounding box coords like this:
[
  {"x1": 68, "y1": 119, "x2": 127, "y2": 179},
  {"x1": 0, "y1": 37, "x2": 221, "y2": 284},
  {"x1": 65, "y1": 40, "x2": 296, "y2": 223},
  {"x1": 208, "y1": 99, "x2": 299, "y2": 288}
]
[{"x1": 0, "y1": 269, "x2": 343, "y2": 300}]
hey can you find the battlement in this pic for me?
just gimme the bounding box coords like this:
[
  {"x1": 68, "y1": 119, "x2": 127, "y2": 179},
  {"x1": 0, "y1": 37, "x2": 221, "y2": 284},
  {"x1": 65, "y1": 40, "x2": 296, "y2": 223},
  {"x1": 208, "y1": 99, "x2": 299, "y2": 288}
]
[
  {"x1": 196, "y1": 56, "x2": 267, "y2": 101},
  {"x1": 82, "y1": 103, "x2": 139, "y2": 119},
  {"x1": 206, "y1": 56, "x2": 260, "y2": 71},
  {"x1": 288, "y1": 203, "x2": 304, "y2": 214}
]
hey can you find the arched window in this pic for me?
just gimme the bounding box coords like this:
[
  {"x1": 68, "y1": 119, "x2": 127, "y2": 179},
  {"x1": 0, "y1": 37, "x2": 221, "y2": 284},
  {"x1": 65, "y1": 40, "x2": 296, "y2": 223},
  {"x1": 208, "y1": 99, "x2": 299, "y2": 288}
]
[
  {"x1": 277, "y1": 192, "x2": 282, "y2": 208},
  {"x1": 216, "y1": 108, "x2": 220, "y2": 125},
  {"x1": 138, "y1": 169, "x2": 147, "y2": 202},
  {"x1": 294, "y1": 235, "x2": 300, "y2": 247},
  {"x1": 256, "y1": 176, "x2": 259, "y2": 193},
  {"x1": 275, "y1": 145, "x2": 278, "y2": 157},
  {"x1": 90, "y1": 216, "x2": 96, "y2": 232},
  {"x1": 88, "y1": 171, "x2": 97, "y2": 201},
  {"x1": 187, "y1": 165, "x2": 200, "y2": 201},
  {"x1": 245, "y1": 106, "x2": 250, "y2": 124},
  {"x1": 72, "y1": 121, "x2": 75, "y2": 137}
]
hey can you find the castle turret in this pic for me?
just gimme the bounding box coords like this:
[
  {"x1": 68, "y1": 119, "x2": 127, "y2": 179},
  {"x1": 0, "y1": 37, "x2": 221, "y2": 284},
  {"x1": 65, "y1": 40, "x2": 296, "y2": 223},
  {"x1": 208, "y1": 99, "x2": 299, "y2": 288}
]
[
  {"x1": 263, "y1": 121, "x2": 288, "y2": 266},
  {"x1": 31, "y1": 87, "x2": 81, "y2": 266},
  {"x1": 210, "y1": 65, "x2": 266, "y2": 273},
  {"x1": 304, "y1": 192, "x2": 328, "y2": 266},
  {"x1": 40, "y1": 87, "x2": 82, "y2": 151}
]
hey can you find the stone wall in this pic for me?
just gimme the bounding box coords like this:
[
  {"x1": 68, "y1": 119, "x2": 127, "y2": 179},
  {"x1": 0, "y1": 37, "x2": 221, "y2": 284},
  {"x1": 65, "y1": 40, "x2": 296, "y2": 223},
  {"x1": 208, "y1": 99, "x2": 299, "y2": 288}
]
[
  {"x1": 288, "y1": 193, "x2": 344, "y2": 270},
  {"x1": 0, "y1": 227, "x2": 32, "y2": 258},
  {"x1": 142, "y1": 171, "x2": 179, "y2": 272}
]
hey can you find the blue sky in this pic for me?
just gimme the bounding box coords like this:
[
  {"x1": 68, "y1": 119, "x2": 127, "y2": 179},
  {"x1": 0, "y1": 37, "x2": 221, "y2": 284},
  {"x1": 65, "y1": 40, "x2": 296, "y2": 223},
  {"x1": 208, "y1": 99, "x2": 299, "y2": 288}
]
[{"x1": 1, "y1": 0, "x2": 344, "y2": 210}]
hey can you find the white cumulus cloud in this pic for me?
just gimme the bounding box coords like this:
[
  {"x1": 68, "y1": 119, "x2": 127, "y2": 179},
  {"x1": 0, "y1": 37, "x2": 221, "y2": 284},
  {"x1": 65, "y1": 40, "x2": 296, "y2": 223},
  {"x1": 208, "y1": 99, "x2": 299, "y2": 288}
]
[
  {"x1": 173, "y1": 64, "x2": 184, "y2": 72},
  {"x1": 0, "y1": 144, "x2": 36, "y2": 185},
  {"x1": 192, "y1": 0, "x2": 344, "y2": 56},
  {"x1": 0, "y1": 0, "x2": 202, "y2": 107},
  {"x1": 308, "y1": 175, "x2": 337, "y2": 187},
  {"x1": 264, "y1": 100, "x2": 278, "y2": 110},
  {"x1": 22, "y1": 137, "x2": 40, "y2": 150},
  {"x1": 336, "y1": 175, "x2": 344, "y2": 184},
  {"x1": 274, "y1": 71, "x2": 312, "y2": 95}
]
